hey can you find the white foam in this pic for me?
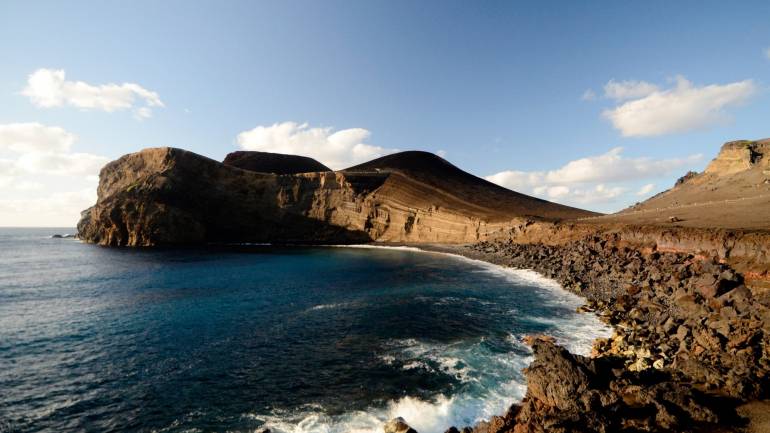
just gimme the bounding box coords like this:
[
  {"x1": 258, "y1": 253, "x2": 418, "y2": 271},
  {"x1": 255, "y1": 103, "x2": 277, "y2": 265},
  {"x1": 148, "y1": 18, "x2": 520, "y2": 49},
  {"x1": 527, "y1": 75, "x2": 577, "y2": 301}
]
[
  {"x1": 307, "y1": 302, "x2": 354, "y2": 311},
  {"x1": 255, "y1": 333, "x2": 534, "y2": 433},
  {"x1": 253, "y1": 392, "x2": 523, "y2": 433},
  {"x1": 252, "y1": 244, "x2": 612, "y2": 433},
  {"x1": 408, "y1": 249, "x2": 613, "y2": 356}
]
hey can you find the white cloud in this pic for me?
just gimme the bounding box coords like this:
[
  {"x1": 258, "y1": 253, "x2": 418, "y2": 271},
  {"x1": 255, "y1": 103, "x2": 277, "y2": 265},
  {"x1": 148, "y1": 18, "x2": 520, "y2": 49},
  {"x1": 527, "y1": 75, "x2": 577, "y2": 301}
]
[
  {"x1": 637, "y1": 183, "x2": 655, "y2": 196},
  {"x1": 236, "y1": 121, "x2": 398, "y2": 169},
  {"x1": 0, "y1": 123, "x2": 108, "y2": 226},
  {"x1": 765, "y1": 47, "x2": 770, "y2": 59},
  {"x1": 603, "y1": 79, "x2": 659, "y2": 101},
  {"x1": 0, "y1": 122, "x2": 75, "y2": 153},
  {"x1": 436, "y1": 149, "x2": 447, "y2": 158},
  {"x1": 544, "y1": 147, "x2": 701, "y2": 184},
  {"x1": 485, "y1": 147, "x2": 700, "y2": 207},
  {"x1": 603, "y1": 76, "x2": 756, "y2": 137},
  {"x1": 572, "y1": 184, "x2": 626, "y2": 203},
  {"x1": 0, "y1": 189, "x2": 97, "y2": 227},
  {"x1": 133, "y1": 107, "x2": 152, "y2": 120},
  {"x1": 21, "y1": 68, "x2": 164, "y2": 118},
  {"x1": 581, "y1": 89, "x2": 597, "y2": 101},
  {"x1": 543, "y1": 185, "x2": 570, "y2": 198},
  {"x1": 0, "y1": 159, "x2": 22, "y2": 188},
  {"x1": 0, "y1": 123, "x2": 108, "y2": 177},
  {"x1": 16, "y1": 152, "x2": 109, "y2": 176}
]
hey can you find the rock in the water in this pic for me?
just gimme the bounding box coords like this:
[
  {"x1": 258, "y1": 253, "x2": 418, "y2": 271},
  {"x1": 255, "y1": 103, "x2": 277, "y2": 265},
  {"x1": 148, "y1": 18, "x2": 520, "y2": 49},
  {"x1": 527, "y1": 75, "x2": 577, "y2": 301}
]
[
  {"x1": 384, "y1": 417, "x2": 417, "y2": 433},
  {"x1": 51, "y1": 234, "x2": 75, "y2": 239}
]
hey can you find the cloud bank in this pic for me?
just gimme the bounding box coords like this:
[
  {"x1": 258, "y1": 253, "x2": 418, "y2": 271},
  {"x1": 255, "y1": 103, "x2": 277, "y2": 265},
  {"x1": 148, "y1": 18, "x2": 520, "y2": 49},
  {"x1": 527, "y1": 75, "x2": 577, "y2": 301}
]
[
  {"x1": 236, "y1": 121, "x2": 398, "y2": 169},
  {"x1": 22, "y1": 68, "x2": 164, "y2": 119},
  {"x1": 603, "y1": 79, "x2": 659, "y2": 101},
  {"x1": 0, "y1": 122, "x2": 108, "y2": 226},
  {"x1": 602, "y1": 76, "x2": 755, "y2": 137},
  {"x1": 485, "y1": 147, "x2": 700, "y2": 207}
]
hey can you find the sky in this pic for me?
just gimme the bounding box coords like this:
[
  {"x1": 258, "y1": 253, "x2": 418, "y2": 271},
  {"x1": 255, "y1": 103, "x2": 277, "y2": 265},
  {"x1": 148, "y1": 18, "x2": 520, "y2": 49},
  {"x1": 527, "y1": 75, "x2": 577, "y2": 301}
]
[{"x1": 1, "y1": 0, "x2": 769, "y2": 226}]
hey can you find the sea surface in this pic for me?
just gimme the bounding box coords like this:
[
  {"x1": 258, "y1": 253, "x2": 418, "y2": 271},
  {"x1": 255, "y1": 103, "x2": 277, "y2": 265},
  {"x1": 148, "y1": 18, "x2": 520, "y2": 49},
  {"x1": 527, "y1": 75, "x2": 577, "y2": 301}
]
[{"x1": 0, "y1": 228, "x2": 611, "y2": 433}]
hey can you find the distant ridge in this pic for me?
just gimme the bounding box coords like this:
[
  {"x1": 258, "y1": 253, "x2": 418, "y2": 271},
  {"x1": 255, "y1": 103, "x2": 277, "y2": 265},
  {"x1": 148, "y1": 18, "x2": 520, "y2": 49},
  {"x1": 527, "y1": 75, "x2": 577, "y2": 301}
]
[{"x1": 224, "y1": 150, "x2": 331, "y2": 174}]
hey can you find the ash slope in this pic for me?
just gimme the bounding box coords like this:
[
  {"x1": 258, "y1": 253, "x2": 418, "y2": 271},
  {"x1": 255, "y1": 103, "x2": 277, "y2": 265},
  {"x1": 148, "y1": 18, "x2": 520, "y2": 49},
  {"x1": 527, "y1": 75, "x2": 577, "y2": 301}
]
[
  {"x1": 77, "y1": 148, "x2": 596, "y2": 246},
  {"x1": 345, "y1": 151, "x2": 592, "y2": 222}
]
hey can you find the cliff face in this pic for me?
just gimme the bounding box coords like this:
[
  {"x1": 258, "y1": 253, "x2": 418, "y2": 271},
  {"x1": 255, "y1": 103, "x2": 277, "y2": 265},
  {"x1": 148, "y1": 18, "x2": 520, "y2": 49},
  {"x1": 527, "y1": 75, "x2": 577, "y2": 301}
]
[
  {"x1": 77, "y1": 147, "x2": 594, "y2": 246},
  {"x1": 583, "y1": 138, "x2": 770, "y2": 230},
  {"x1": 704, "y1": 139, "x2": 770, "y2": 175}
]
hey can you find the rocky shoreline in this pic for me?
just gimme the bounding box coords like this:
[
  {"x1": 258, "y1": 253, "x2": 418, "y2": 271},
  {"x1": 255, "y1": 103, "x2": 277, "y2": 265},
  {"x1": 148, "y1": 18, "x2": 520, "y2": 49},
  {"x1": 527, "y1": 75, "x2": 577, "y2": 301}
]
[
  {"x1": 74, "y1": 143, "x2": 770, "y2": 432},
  {"x1": 407, "y1": 236, "x2": 770, "y2": 433}
]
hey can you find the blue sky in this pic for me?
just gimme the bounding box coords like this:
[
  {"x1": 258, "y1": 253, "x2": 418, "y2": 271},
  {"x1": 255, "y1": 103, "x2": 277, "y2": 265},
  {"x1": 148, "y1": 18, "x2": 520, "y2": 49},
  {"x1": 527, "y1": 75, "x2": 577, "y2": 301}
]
[{"x1": 1, "y1": 0, "x2": 769, "y2": 225}]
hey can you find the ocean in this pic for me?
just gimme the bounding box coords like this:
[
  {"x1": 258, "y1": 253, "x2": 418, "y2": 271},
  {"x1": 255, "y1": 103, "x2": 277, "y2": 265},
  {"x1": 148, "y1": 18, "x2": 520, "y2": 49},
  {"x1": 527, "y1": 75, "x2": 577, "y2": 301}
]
[{"x1": 0, "y1": 228, "x2": 611, "y2": 433}]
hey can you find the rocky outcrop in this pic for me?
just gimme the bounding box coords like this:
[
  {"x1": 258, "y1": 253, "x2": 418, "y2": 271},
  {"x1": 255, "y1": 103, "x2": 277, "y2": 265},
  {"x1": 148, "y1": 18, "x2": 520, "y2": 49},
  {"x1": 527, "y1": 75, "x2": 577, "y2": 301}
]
[
  {"x1": 468, "y1": 237, "x2": 770, "y2": 400},
  {"x1": 223, "y1": 150, "x2": 331, "y2": 174},
  {"x1": 440, "y1": 235, "x2": 770, "y2": 433},
  {"x1": 384, "y1": 417, "x2": 418, "y2": 433},
  {"x1": 704, "y1": 139, "x2": 770, "y2": 176},
  {"x1": 77, "y1": 147, "x2": 595, "y2": 246},
  {"x1": 675, "y1": 171, "x2": 699, "y2": 187},
  {"x1": 584, "y1": 138, "x2": 770, "y2": 230},
  {"x1": 509, "y1": 338, "x2": 732, "y2": 433},
  {"x1": 482, "y1": 219, "x2": 770, "y2": 289}
]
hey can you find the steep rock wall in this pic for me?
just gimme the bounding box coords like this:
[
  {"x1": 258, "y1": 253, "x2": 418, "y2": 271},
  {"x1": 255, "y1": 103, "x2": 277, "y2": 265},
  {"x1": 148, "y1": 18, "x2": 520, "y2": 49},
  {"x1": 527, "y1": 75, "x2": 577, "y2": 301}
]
[{"x1": 78, "y1": 147, "x2": 518, "y2": 246}]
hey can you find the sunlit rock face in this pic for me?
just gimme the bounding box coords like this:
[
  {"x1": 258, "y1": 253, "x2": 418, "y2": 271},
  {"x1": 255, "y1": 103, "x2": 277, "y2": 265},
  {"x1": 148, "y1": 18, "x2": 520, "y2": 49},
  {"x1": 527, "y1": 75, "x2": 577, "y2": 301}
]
[
  {"x1": 704, "y1": 139, "x2": 770, "y2": 176},
  {"x1": 77, "y1": 148, "x2": 595, "y2": 246}
]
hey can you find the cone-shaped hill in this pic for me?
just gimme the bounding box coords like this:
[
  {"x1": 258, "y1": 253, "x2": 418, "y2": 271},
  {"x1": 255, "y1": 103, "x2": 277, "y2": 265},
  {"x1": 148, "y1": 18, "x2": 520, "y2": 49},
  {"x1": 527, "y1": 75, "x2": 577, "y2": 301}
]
[{"x1": 345, "y1": 151, "x2": 596, "y2": 222}]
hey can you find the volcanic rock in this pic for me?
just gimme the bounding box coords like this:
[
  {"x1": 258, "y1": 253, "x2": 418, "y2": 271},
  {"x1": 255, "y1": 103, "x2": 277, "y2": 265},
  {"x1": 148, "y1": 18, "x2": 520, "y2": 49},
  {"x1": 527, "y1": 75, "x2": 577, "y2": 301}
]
[
  {"x1": 77, "y1": 148, "x2": 594, "y2": 246},
  {"x1": 384, "y1": 417, "x2": 417, "y2": 433}
]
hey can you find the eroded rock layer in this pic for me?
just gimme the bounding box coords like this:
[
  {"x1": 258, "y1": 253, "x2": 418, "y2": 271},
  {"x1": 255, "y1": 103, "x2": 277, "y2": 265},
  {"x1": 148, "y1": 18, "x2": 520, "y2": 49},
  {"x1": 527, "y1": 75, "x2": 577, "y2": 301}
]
[{"x1": 77, "y1": 147, "x2": 595, "y2": 246}]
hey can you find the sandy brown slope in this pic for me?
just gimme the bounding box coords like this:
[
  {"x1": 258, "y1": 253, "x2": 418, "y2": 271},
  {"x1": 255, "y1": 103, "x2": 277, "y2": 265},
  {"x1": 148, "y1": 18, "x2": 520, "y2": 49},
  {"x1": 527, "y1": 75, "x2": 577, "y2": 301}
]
[
  {"x1": 345, "y1": 151, "x2": 598, "y2": 222},
  {"x1": 583, "y1": 139, "x2": 770, "y2": 231}
]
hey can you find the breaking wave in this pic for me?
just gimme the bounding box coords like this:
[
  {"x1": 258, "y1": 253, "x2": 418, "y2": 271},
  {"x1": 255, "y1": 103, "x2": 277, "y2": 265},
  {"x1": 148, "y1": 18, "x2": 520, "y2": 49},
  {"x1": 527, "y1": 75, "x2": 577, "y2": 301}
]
[{"x1": 250, "y1": 246, "x2": 612, "y2": 433}]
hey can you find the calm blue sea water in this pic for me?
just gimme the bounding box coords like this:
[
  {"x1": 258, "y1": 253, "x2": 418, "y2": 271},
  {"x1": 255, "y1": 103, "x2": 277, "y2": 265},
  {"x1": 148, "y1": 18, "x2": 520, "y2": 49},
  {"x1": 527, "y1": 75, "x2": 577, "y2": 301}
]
[{"x1": 0, "y1": 228, "x2": 610, "y2": 433}]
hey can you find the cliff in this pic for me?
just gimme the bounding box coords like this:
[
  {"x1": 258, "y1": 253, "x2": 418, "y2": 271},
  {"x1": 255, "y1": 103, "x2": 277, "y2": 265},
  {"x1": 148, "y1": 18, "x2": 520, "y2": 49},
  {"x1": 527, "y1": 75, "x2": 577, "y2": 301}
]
[
  {"x1": 77, "y1": 147, "x2": 595, "y2": 246},
  {"x1": 585, "y1": 138, "x2": 770, "y2": 230}
]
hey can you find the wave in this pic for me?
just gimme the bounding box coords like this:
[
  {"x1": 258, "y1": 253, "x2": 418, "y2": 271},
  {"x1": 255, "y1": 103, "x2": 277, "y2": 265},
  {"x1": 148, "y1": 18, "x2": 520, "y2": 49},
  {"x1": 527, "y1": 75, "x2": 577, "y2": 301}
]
[
  {"x1": 250, "y1": 244, "x2": 612, "y2": 433},
  {"x1": 412, "y1": 250, "x2": 613, "y2": 356},
  {"x1": 250, "y1": 392, "x2": 527, "y2": 433},
  {"x1": 307, "y1": 302, "x2": 356, "y2": 312}
]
